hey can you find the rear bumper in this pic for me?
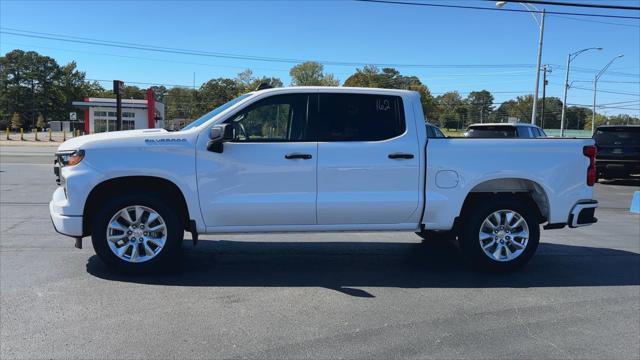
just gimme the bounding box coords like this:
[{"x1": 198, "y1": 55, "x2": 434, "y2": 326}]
[
  {"x1": 596, "y1": 159, "x2": 640, "y2": 174},
  {"x1": 568, "y1": 200, "x2": 598, "y2": 228}
]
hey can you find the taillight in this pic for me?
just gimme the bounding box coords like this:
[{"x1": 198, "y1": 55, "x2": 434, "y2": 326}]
[{"x1": 583, "y1": 145, "x2": 597, "y2": 186}]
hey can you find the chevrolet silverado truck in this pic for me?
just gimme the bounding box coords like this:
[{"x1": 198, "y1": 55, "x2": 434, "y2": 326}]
[{"x1": 50, "y1": 87, "x2": 598, "y2": 272}]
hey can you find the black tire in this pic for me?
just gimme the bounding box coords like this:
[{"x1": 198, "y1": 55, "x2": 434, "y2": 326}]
[
  {"x1": 458, "y1": 196, "x2": 540, "y2": 272},
  {"x1": 91, "y1": 192, "x2": 184, "y2": 273}
]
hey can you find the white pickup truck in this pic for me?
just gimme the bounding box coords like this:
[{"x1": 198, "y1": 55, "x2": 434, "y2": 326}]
[{"x1": 50, "y1": 87, "x2": 598, "y2": 272}]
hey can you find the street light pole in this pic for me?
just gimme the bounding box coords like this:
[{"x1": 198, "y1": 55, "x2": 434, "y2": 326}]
[
  {"x1": 560, "y1": 47, "x2": 602, "y2": 137},
  {"x1": 531, "y1": 9, "x2": 545, "y2": 125},
  {"x1": 592, "y1": 54, "x2": 624, "y2": 135},
  {"x1": 496, "y1": 1, "x2": 545, "y2": 125}
]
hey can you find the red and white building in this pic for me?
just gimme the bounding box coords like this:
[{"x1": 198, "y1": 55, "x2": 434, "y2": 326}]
[{"x1": 73, "y1": 89, "x2": 164, "y2": 134}]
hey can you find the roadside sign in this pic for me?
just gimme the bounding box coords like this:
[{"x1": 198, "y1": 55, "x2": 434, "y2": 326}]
[
  {"x1": 69, "y1": 112, "x2": 77, "y2": 121},
  {"x1": 113, "y1": 80, "x2": 125, "y2": 96}
]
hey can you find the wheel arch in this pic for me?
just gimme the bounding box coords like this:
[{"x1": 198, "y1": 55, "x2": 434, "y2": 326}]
[
  {"x1": 457, "y1": 177, "x2": 550, "y2": 227},
  {"x1": 83, "y1": 176, "x2": 191, "y2": 236}
]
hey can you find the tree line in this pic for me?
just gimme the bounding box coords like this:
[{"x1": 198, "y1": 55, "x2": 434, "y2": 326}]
[{"x1": 1, "y1": 49, "x2": 638, "y2": 131}]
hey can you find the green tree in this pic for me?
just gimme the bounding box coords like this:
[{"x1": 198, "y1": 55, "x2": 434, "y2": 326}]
[
  {"x1": 565, "y1": 106, "x2": 592, "y2": 130},
  {"x1": 1, "y1": 50, "x2": 107, "y2": 127},
  {"x1": 465, "y1": 90, "x2": 494, "y2": 125},
  {"x1": 196, "y1": 78, "x2": 244, "y2": 116},
  {"x1": 164, "y1": 87, "x2": 198, "y2": 120},
  {"x1": 289, "y1": 61, "x2": 339, "y2": 86},
  {"x1": 36, "y1": 113, "x2": 46, "y2": 129},
  {"x1": 492, "y1": 95, "x2": 534, "y2": 124},
  {"x1": 149, "y1": 85, "x2": 168, "y2": 102},
  {"x1": 607, "y1": 113, "x2": 640, "y2": 125},
  {"x1": 10, "y1": 112, "x2": 22, "y2": 130},
  {"x1": 235, "y1": 69, "x2": 283, "y2": 92},
  {"x1": 435, "y1": 91, "x2": 466, "y2": 129},
  {"x1": 539, "y1": 97, "x2": 563, "y2": 129},
  {"x1": 584, "y1": 113, "x2": 608, "y2": 130},
  {"x1": 344, "y1": 66, "x2": 436, "y2": 122}
]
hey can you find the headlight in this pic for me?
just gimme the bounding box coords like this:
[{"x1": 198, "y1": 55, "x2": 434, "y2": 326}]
[{"x1": 56, "y1": 150, "x2": 85, "y2": 167}]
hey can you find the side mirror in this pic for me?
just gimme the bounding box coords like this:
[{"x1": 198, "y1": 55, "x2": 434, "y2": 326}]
[{"x1": 207, "y1": 124, "x2": 233, "y2": 153}]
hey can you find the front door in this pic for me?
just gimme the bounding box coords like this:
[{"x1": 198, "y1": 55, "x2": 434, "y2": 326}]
[{"x1": 196, "y1": 93, "x2": 316, "y2": 227}]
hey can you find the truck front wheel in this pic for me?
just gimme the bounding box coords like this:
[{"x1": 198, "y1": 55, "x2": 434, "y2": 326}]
[
  {"x1": 459, "y1": 197, "x2": 540, "y2": 272},
  {"x1": 91, "y1": 193, "x2": 183, "y2": 272}
]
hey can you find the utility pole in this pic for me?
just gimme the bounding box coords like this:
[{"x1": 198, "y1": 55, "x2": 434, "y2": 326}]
[
  {"x1": 496, "y1": 2, "x2": 546, "y2": 125},
  {"x1": 113, "y1": 80, "x2": 124, "y2": 131},
  {"x1": 532, "y1": 9, "x2": 545, "y2": 125},
  {"x1": 540, "y1": 65, "x2": 550, "y2": 130},
  {"x1": 592, "y1": 55, "x2": 624, "y2": 135},
  {"x1": 559, "y1": 47, "x2": 602, "y2": 137}
]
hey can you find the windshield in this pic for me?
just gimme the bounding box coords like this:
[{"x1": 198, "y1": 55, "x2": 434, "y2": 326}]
[
  {"x1": 594, "y1": 127, "x2": 640, "y2": 146},
  {"x1": 466, "y1": 126, "x2": 516, "y2": 138},
  {"x1": 180, "y1": 93, "x2": 252, "y2": 130}
]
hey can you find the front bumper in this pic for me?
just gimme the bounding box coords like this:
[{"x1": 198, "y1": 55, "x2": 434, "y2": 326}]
[
  {"x1": 568, "y1": 200, "x2": 598, "y2": 228},
  {"x1": 49, "y1": 187, "x2": 83, "y2": 237}
]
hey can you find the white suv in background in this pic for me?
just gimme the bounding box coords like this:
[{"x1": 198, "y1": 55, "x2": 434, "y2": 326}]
[{"x1": 465, "y1": 123, "x2": 547, "y2": 138}]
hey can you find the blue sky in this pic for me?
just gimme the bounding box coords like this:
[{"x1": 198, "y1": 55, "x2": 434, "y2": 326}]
[{"x1": 1, "y1": 0, "x2": 639, "y2": 117}]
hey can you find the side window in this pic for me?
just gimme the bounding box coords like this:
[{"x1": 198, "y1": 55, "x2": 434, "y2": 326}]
[
  {"x1": 316, "y1": 93, "x2": 405, "y2": 141},
  {"x1": 434, "y1": 127, "x2": 446, "y2": 138},
  {"x1": 517, "y1": 126, "x2": 532, "y2": 138},
  {"x1": 227, "y1": 94, "x2": 309, "y2": 142},
  {"x1": 426, "y1": 125, "x2": 435, "y2": 138}
]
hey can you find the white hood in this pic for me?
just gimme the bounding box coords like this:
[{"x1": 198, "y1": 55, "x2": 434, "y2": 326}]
[{"x1": 57, "y1": 129, "x2": 168, "y2": 151}]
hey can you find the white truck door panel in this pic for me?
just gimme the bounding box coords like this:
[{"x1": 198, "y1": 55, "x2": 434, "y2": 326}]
[
  {"x1": 197, "y1": 142, "x2": 317, "y2": 226},
  {"x1": 315, "y1": 93, "x2": 421, "y2": 224},
  {"x1": 196, "y1": 93, "x2": 317, "y2": 227}
]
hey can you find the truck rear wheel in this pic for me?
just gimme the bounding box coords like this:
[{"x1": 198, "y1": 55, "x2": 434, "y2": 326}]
[
  {"x1": 459, "y1": 197, "x2": 539, "y2": 272},
  {"x1": 91, "y1": 193, "x2": 183, "y2": 272}
]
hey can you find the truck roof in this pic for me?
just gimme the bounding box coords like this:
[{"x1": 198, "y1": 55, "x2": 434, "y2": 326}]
[
  {"x1": 253, "y1": 86, "x2": 418, "y2": 96},
  {"x1": 596, "y1": 125, "x2": 640, "y2": 128},
  {"x1": 468, "y1": 123, "x2": 539, "y2": 128}
]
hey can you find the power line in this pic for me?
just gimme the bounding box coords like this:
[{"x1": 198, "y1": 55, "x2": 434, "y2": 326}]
[
  {"x1": 0, "y1": 27, "x2": 537, "y2": 70},
  {"x1": 549, "y1": 14, "x2": 640, "y2": 28},
  {"x1": 551, "y1": 64, "x2": 640, "y2": 78},
  {"x1": 570, "y1": 80, "x2": 640, "y2": 84},
  {"x1": 569, "y1": 85, "x2": 640, "y2": 96},
  {"x1": 497, "y1": 0, "x2": 640, "y2": 11},
  {"x1": 355, "y1": 0, "x2": 640, "y2": 19}
]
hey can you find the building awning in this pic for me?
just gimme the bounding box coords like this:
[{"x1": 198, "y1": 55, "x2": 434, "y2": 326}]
[{"x1": 72, "y1": 101, "x2": 148, "y2": 109}]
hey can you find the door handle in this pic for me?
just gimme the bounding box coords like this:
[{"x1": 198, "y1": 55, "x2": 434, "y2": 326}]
[
  {"x1": 285, "y1": 153, "x2": 312, "y2": 160},
  {"x1": 388, "y1": 153, "x2": 414, "y2": 159}
]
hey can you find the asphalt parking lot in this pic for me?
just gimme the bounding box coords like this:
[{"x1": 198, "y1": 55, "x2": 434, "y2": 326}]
[{"x1": 1, "y1": 145, "x2": 639, "y2": 359}]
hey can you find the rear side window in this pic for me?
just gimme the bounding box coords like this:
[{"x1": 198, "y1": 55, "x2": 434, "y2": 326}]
[
  {"x1": 426, "y1": 125, "x2": 436, "y2": 138},
  {"x1": 434, "y1": 127, "x2": 446, "y2": 138},
  {"x1": 315, "y1": 93, "x2": 405, "y2": 141}
]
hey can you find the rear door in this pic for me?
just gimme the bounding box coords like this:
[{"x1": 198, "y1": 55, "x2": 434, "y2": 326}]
[{"x1": 313, "y1": 93, "x2": 421, "y2": 225}]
